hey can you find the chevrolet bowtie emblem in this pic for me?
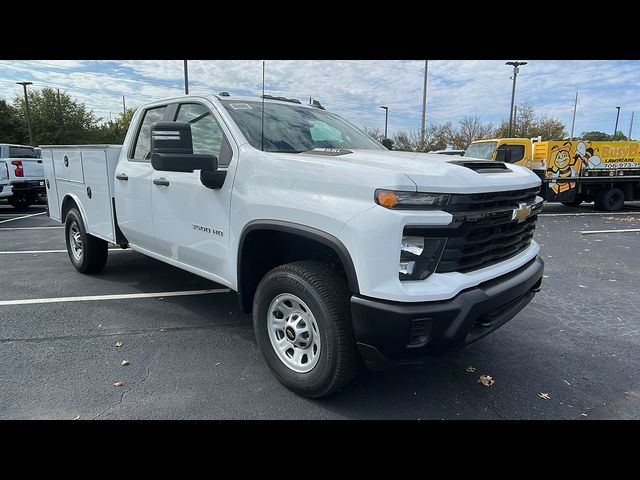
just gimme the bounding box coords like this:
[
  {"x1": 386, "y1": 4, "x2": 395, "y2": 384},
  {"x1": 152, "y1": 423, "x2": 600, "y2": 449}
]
[{"x1": 512, "y1": 203, "x2": 532, "y2": 223}]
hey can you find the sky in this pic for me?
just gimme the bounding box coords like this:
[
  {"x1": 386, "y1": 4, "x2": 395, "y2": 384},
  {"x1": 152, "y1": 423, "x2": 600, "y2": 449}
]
[{"x1": 1, "y1": 60, "x2": 638, "y2": 138}]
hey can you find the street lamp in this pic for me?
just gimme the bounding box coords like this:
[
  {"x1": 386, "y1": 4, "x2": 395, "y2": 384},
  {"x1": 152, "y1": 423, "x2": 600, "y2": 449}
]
[
  {"x1": 16, "y1": 81, "x2": 34, "y2": 145},
  {"x1": 614, "y1": 106, "x2": 621, "y2": 137},
  {"x1": 505, "y1": 61, "x2": 527, "y2": 138},
  {"x1": 380, "y1": 105, "x2": 389, "y2": 138}
]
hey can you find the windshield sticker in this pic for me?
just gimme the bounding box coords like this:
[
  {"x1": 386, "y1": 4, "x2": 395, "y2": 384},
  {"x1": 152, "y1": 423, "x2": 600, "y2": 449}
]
[{"x1": 229, "y1": 103, "x2": 252, "y2": 110}]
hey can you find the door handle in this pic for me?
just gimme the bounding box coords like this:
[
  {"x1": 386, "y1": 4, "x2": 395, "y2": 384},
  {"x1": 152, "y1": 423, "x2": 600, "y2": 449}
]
[
  {"x1": 116, "y1": 173, "x2": 128, "y2": 181},
  {"x1": 153, "y1": 178, "x2": 170, "y2": 187}
]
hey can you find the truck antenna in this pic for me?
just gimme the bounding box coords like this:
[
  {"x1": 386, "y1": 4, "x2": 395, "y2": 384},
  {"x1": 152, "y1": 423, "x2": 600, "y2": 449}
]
[{"x1": 261, "y1": 61, "x2": 265, "y2": 152}]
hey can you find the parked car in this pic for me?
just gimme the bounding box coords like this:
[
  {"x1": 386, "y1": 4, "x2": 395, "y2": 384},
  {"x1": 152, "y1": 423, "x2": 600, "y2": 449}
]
[
  {"x1": 42, "y1": 94, "x2": 544, "y2": 397},
  {"x1": 0, "y1": 144, "x2": 46, "y2": 208},
  {"x1": 0, "y1": 159, "x2": 13, "y2": 200}
]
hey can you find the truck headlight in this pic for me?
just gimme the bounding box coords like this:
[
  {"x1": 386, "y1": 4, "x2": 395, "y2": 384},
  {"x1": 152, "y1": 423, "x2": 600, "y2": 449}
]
[
  {"x1": 375, "y1": 189, "x2": 450, "y2": 209},
  {"x1": 399, "y1": 236, "x2": 447, "y2": 281}
]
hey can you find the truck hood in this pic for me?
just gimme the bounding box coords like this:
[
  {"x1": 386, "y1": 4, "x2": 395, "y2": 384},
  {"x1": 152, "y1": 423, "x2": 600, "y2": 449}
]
[{"x1": 295, "y1": 149, "x2": 541, "y2": 194}]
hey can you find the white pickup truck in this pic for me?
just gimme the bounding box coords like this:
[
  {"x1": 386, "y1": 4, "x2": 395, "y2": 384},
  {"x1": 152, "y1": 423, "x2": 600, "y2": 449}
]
[
  {"x1": 0, "y1": 144, "x2": 46, "y2": 208},
  {"x1": 42, "y1": 94, "x2": 544, "y2": 397}
]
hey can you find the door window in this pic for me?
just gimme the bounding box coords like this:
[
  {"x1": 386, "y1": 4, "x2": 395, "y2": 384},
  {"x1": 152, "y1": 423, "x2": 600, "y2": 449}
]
[
  {"x1": 131, "y1": 106, "x2": 168, "y2": 161},
  {"x1": 176, "y1": 103, "x2": 229, "y2": 167}
]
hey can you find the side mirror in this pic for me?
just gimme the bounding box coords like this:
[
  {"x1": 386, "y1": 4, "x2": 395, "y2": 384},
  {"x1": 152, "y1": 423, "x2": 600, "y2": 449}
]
[
  {"x1": 381, "y1": 138, "x2": 394, "y2": 150},
  {"x1": 150, "y1": 122, "x2": 217, "y2": 173}
]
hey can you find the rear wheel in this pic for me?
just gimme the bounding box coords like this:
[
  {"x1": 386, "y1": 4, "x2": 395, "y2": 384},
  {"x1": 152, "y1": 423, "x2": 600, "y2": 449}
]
[
  {"x1": 594, "y1": 188, "x2": 625, "y2": 212},
  {"x1": 253, "y1": 261, "x2": 361, "y2": 398},
  {"x1": 65, "y1": 207, "x2": 108, "y2": 273}
]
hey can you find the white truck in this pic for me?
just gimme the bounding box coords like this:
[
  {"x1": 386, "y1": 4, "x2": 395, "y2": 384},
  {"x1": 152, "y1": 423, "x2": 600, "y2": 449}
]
[
  {"x1": 42, "y1": 94, "x2": 544, "y2": 397},
  {"x1": 0, "y1": 144, "x2": 47, "y2": 208}
]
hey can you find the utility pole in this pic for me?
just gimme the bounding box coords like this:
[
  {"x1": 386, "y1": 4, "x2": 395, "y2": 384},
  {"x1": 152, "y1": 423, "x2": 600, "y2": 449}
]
[
  {"x1": 183, "y1": 60, "x2": 189, "y2": 95},
  {"x1": 420, "y1": 60, "x2": 429, "y2": 145},
  {"x1": 122, "y1": 95, "x2": 126, "y2": 114},
  {"x1": 505, "y1": 61, "x2": 527, "y2": 138},
  {"x1": 16, "y1": 82, "x2": 34, "y2": 145},
  {"x1": 513, "y1": 105, "x2": 518, "y2": 135},
  {"x1": 570, "y1": 91, "x2": 579, "y2": 141},
  {"x1": 614, "y1": 106, "x2": 621, "y2": 137},
  {"x1": 629, "y1": 111, "x2": 635, "y2": 140},
  {"x1": 380, "y1": 106, "x2": 389, "y2": 138}
]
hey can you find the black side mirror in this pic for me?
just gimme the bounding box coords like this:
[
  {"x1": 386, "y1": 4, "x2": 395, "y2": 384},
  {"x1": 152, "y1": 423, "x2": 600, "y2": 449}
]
[
  {"x1": 151, "y1": 122, "x2": 217, "y2": 173},
  {"x1": 382, "y1": 138, "x2": 394, "y2": 150}
]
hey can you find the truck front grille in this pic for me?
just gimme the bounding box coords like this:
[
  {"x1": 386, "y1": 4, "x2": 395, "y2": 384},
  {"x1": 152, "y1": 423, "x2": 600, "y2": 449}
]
[{"x1": 404, "y1": 187, "x2": 541, "y2": 274}]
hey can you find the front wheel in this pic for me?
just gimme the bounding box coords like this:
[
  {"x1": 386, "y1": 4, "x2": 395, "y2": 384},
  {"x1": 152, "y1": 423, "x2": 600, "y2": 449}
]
[
  {"x1": 594, "y1": 188, "x2": 625, "y2": 212},
  {"x1": 65, "y1": 207, "x2": 108, "y2": 273},
  {"x1": 253, "y1": 261, "x2": 361, "y2": 398}
]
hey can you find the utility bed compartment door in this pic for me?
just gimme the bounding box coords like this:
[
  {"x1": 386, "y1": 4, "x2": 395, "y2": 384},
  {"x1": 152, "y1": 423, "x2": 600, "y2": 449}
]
[
  {"x1": 81, "y1": 149, "x2": 115, "y2": 242},
  {"x1": 53, "y1": 150, "x2": 84, "y2": 183}
]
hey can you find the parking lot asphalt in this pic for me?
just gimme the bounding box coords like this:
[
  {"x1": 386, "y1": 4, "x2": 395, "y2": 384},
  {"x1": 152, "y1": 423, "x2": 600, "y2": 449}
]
[{"x1": 1, "y1": 201, "x2": 639, "y2": 419}]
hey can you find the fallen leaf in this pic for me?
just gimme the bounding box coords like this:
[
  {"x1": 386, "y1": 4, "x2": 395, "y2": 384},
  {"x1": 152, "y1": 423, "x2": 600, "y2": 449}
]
[
  {"x1": 578, "y1": 285, "x2": 588, "y2": 288},
  {"x1": 113, "y1": 381, "x2": 124, "y2": 387},
  {"x1": 581, "y1": 413, "x2": 588, "y2": 417},
  {"x1": 121, "y1": 360, "x2": 130, "y2": 366},
  {"x1": 214, "y1": 362, "x2": 221, "y2": 366},
  {"x1": 73, "y1": 415, "x2": 80, "y2": 420},
  {"x1": 465, "y1": 366, "x2": 476, "y2": 373},
  {"x1": 538, "y1": 392, "x2": 551, "y2": 400},
  {"x1": 115, "y1": 341, "x2": 123, "y2": 347},
  {"x1": 477, "y1": 375, "x2": 495, "y2": 386}
]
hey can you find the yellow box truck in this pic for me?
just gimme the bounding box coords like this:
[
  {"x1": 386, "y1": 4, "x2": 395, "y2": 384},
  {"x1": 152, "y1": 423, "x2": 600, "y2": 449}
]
[{"x1": 464, "y1": 138, "x2": 640, "y2": 211}]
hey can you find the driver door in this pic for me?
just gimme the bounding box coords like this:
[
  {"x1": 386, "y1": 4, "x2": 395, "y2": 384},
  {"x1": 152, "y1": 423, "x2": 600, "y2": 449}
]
[{"x1": 150, "y1": 101, "x2": 237, "y2": 283}]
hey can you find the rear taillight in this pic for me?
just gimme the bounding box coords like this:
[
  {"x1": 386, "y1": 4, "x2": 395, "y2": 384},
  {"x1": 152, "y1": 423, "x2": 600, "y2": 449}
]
[{"x1": 11, "y1": 160, "x2": 23, "y2": 177}]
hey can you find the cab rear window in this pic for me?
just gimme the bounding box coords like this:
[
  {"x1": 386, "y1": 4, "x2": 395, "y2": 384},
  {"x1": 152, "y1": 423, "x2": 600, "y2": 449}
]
[{"x1": 8, "y1": 146, "x2": 37, "y2": 158}]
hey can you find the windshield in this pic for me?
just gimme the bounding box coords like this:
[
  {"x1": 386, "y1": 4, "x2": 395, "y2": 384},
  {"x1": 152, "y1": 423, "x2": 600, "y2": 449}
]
[
  {"x1": 220, "y1": 100, "x2": 384, "y2": 153},
  {"x1": 463, "y1": 142, "x2": 497, "y2": 160}
]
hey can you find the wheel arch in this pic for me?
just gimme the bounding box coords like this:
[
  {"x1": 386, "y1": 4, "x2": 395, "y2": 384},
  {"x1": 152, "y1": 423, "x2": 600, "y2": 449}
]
[
  {"x1": 60, "y1": 193, "x2": 87, "y2": 225},
  {"x1": 237, "y1": 220, "x2": 360, "y2": 313}
]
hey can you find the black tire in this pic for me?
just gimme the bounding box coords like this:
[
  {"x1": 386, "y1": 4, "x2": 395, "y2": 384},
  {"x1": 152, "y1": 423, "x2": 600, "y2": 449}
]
[
  {"x1": 8, "y1": 195, "x2": 30, "y2": 210},
  {"x1": 253, "y1": 261, "x2": 362, "y2": 398},
  {"x1": 594, "y1": 188, "x2": 625, "y2": 212},
  {"x1": 64, "y1": 207, "x2": 108, "y2": 273},
  {"x1": 562, "y1": 199, "x2": 583, "y2": 207}
]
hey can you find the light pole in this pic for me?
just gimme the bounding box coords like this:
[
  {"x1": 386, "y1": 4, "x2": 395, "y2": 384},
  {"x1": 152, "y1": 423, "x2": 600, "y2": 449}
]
[
  {"x1": 380, "y1": 105, "x2": 389, "y2": 138},
  {"x1": 183, "y1": 60, "x2": 189, "y2": 95},
  {"x1": 505, "y1": 61, "x2": 527, "y2": 138},
  {"x1": 614, "y1": 106, "x2": 621, "y2": 137},
  {"x1": 16, "y1": 81, "x2": 34, "y2": 145}
]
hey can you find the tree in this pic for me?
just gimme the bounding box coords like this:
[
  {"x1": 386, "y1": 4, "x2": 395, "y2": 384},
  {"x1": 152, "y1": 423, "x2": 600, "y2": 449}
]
[
  {"x1": 364, "y1": 127, "x2": 385, "y2": 143},
  {"x1": 389, "y1": 126, "x2": 448, "y2": 152},
  {"x1": 13, "y1": 87, "x2": 99, "y2": 145},
  {"x1": 446, "y1": 116, "x2": 495, "y2": 150},
  {"x1": 0, "y1": 99, "x2": 27, "y2": 144},
  {"x1": 580, "y1": 130, "x2": 628, "y2": 141},
  {"x1": 495, "y1": 103, "x2": 566, "y2": 140},
  {"x1": 92, "y1": 108, "x2": 136, "y2": 144}
]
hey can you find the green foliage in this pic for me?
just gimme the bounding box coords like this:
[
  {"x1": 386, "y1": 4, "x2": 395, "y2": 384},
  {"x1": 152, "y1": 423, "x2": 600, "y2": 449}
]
[
  {"x1": 12, "y1": 87, "x2": 99, "y2": 145},
  {"x1": 580, "y1": 130, "x2": 628, "y2": 141},
  {"x1": 91, "y1": 108, "x2": 137, "y2": 144},
  {"x1": 0, "y1": 99, "x2": 27, "y2": 144},
  {"x1": 495, "y1": 104, "x2": 566, "y2": 140}
]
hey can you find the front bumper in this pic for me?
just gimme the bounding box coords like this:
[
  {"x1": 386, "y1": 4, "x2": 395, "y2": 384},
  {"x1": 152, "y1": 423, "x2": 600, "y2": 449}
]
[{"x1": 351, "y1": 256, "x2": 544, "y2": 369}]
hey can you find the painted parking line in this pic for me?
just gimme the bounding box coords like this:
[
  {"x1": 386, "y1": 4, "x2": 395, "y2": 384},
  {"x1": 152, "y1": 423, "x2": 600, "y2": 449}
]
[
  {"x1": 0, "y1": 212, "x2": 46, "y2": 224},
  {"x1": 0, "y1": 288, "x2": 231, "y2": 306},
  {"x1": 0, "y1": 249, "x2": 133, "y2": 254},
  {"x1": 0, "y1": 226, "x2": 64, "y2": 231},
  {"x1": 540, "y1": 211, "x2": 640, "y2": 217},
  {"x1": 580, "y1": 228, "x2": 640, "y2": 235}
]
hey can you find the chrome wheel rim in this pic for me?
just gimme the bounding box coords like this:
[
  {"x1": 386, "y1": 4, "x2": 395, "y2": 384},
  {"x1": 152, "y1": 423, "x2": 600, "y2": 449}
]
[
  {"x1": 69, "y1": 221, "x2": 83, "y2": 261},
  {"x1": 267, "y1": 293, "x2": 321, "y2": 373}
]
